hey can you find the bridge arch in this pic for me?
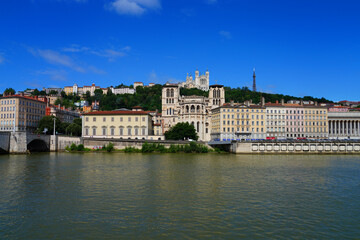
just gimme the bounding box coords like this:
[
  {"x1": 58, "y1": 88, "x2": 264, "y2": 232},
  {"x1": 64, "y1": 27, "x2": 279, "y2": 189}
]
[{"x1": 27, "y1": 139, "x2": 49, "y2": 153}]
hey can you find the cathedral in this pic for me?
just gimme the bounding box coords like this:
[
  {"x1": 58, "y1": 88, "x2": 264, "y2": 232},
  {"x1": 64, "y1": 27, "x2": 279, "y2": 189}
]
[
  {"x1": 161, "y1": 82, "x2": 225, "y2": 141},
  {"x1": 180, "y1": 69, "x2": 210, "y2": 91}
]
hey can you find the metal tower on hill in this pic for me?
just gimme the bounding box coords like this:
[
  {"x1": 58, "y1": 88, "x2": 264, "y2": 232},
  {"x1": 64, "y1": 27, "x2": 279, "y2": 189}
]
[{"x1": 252, "y1": 68, "x2": 257, "y2": 92}]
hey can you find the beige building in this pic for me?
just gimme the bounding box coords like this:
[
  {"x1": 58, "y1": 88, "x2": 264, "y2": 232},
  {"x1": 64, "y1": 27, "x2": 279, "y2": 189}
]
[
  {"x1": 211, "y1": 103, "x2": 266, "y2": 141},
  {"x1": 265, "y1": 101, "x2": 328, "y2": 139},
  {"x1": 161, "y1": 84, "x2": 225, "y2": 141},
  {"x1": 64, "y1": 83, "x2": 100, "y2": 96},
  {"x1": 0, "y1": 95, "x2": 47, "y2": 132},
  {"x1": 134, "y1": 82, "x2": 144, "y2": 89},
  {"x1": 82, "y1": 110, "x2": 164, "y2": 140}
]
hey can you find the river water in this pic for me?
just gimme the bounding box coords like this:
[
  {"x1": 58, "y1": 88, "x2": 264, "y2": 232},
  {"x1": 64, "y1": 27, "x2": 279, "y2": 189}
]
[{"x1": 1, "y1": 153, "x2": 360, "y2": 239}]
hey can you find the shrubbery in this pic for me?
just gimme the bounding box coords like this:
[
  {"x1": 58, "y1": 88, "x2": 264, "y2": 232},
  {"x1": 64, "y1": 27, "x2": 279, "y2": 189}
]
[{"x1": 137, "y1": 142, "x2": 210, "y2": 153}]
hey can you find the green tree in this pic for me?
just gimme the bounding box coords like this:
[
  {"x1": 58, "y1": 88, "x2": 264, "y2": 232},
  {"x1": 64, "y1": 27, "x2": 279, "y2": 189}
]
[
  {"x1": 49, "y1": 90, "x2": 58, "y2": 95},
  {"x1": 38, "y1": 116, "x2": 61, "y2": 134},
  {"x1": 73, "y1": 118, "x2": 82, "y2": 127},
  {"x1": 31, "y1": 89, "x2": 40, "y2": 96},
  {"x1": 4, "y1": 88, "x2": 15, "y2": 95},
  {"x1": 165, "y1": 122, "x2": 199, "y2": 141},
  {"x1": 65, "y1": 123, "x2": 82, "y2": 136},
  {"x1": 94, "y1": 89, "x2": 103, "y2": 101}
]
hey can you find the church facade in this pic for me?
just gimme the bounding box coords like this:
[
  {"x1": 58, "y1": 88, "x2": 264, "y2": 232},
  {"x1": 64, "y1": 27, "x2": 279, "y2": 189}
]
[{"x1": 161, "y1": 83, "x2": 225, "y2": 141}]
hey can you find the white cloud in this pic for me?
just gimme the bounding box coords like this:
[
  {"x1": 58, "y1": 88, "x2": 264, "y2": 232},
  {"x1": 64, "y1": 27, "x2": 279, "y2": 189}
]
[
  {"x1": 35, "y1": 69, "x2": 68, "y2": 82},
  {"x1": 90, "y1": 46, "x2": 131, "y2": 61},
  {"x1": 29, "y1": 47, "x2": 106, "y2": 74},
  {"x1": 219, "y1": 30, "x2": 232, "y2": 39},
  {"x1": 62, "y1": 44, "x2": 130, "y2": 61},
  {"x1": 30, "y1": 48, "x2": 86, "y2": 72},
  {"x1": 108, "y1": 0, "x2": 161, "y2": 15}
]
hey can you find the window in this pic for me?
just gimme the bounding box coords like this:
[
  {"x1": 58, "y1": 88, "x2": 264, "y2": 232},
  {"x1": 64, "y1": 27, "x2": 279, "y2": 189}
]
[
  {"x1": 128, "y1": 117, "x2": 131, "y2": 122},
  {"x1": 142, "y1": 128, "x2": 146, "y2": 135},
  {"x1": 135, "y1": 117, "x2": 138, "y2": 122},
  {"x1": 102, "y1": 128, "x2": 106, "y2": 135},
  {"x1": 120, "y1": 128, "x2": 124, "y2": 135},
  {"x1": 135, "y1": 128, "x2": 139, "y2": 135},
  {"x1": 111, "y1": 117, "x2": 114, "y2": 122},
  {"x1": 103, "y1": 117, "x2": 106, "y2": 122},
  {"x1": 93, "y1": 117, "x2": 96, "y2": 122},
  {"x1": 92, "y1": 128, "x2": 96, "y2": 135},
  {"x1": 120, "y1": 117, "x2": 123, "y2": 122},
  {"x1": 128, "y1": 128, "x2": 132, "y2": 135}
]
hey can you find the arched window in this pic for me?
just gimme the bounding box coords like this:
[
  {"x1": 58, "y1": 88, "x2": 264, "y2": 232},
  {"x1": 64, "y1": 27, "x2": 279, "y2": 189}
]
[
  {"x1": 171, "y1": 89, "x2": 174, "y2": 97},
  {"x1": 213, "y1": 89, "x2": 217, "y2": 98},
  {"x1": 217, "y1": 89, "x2": 221, "y2": 98},
  {"x1": 197, "y1": 105, "x2": 200, "y2": 113},
  {"x1": 186, "y1": 106, "x2": 189, "y2": 113},
  {"x1": 166, "y1": 89, "x2": 170, "y2": 97},
  {"x1": 191, "y1": 105, "x2": 195, "y2": 113},
  {"x1": 197, "y1": 122, "x2": 200, "y2": 132}
]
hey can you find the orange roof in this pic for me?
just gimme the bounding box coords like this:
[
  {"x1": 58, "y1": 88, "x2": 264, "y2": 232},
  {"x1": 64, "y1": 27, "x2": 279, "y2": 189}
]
[
  {"x1": 1, "y1": 94, "x2": 46, "y2": 103},
  {"x1": 83, "y1": 110, "x2": 150, "y2": 115}
]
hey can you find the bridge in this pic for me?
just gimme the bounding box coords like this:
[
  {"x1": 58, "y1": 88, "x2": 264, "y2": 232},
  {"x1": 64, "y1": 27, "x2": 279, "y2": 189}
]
[{"x1": 0, "y1": 132, "x2": 50, "y2": 153}]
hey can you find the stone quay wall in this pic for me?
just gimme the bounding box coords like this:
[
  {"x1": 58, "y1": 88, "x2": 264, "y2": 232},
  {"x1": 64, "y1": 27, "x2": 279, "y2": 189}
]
[{"x1": 232, "y1": 141, "x2": 360, "y2": 154}]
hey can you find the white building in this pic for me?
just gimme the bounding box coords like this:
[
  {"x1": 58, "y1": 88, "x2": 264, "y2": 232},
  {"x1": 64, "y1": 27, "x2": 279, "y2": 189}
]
[{"x1": 110, "y1": 87, "x2": 135, "y2": 95}]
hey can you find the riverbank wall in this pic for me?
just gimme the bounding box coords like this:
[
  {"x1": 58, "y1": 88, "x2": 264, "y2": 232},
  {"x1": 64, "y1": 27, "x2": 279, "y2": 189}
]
[
  {"x1": 231, "y1": 141, "x2": 360, "y2": 154},
  {"x1": 83, "y1": 138, "x2": 210, "y2": 150}
]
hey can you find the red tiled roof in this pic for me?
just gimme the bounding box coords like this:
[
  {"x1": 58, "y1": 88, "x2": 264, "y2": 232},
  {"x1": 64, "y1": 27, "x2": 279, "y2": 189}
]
[
  {"x1": 1, "y1": 95, "x2": 46, "y2": 103},
  {"x1": 83, "y1": 110, "x2": 150, "y2": 115},
  {"x1": 153, "y1": 123, "x2": 161, "y2": 126}
]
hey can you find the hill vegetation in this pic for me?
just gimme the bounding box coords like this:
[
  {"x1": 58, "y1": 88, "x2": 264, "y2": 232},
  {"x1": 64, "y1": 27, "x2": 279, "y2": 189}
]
[{"x1": 48, "y1": 84, "x2": 334, "y2": 112}]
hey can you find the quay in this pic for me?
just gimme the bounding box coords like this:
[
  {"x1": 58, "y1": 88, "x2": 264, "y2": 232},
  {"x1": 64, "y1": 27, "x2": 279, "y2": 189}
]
[{"x1": 209, "y1": 140, "x2": 360, "y2": 154}]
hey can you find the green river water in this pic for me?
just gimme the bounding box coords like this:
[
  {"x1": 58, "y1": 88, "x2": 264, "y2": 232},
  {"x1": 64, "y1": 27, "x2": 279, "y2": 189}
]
[{"x1": 1, "y1": 153, "x2": 360, "y2": 239}]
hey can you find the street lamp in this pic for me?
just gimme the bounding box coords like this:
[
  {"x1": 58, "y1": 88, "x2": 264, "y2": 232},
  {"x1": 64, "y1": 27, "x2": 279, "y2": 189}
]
[{"x1": 53, "y1": 117, "x2": 56, "y2": 136}]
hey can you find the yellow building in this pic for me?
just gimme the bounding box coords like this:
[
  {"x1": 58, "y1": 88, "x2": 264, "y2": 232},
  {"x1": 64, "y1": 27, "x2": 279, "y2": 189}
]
[
  {"x1": 0, "y1": 95, "x2": 47, "y2": 132},
  {"x1": 82, "y1": 110, "x2": 164, "y2": 140},
  {"x1": 211, "y1": 103, "x2": 266, "y2": 141},
  {"x1": 304, "y1": 105, "x2": 328, "y2": 138}
]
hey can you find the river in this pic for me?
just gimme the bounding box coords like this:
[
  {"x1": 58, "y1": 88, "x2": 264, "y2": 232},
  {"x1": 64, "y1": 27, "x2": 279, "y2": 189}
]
[{"x1": 1, "y1": 153, "x2": 360, "y2": 239}]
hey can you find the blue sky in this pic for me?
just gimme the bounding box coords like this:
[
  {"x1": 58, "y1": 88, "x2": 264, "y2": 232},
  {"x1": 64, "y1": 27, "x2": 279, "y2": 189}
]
[{"x1": 0, "y1": 0, "x2": 359, "y2": 101}]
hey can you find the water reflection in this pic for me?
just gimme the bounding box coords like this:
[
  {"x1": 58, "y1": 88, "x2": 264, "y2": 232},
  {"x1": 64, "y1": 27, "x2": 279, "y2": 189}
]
[{"x1": 0, "y1": 153, "x2": 360, "y2": 239}]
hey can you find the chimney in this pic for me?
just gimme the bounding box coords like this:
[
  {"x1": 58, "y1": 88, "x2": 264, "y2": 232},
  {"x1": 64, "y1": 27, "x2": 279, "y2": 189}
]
[
  {"x1": 245, "y1": 100, "x2": 250, "y2": 107},
  {"x1": 281, "y1": 99, "x2": 284, "y2": 105},
  {"x1": 276, "y1": 100, "x2": 279, "y2": 104},
  {"x1": 300, "y1": 100, "x2": 304, "y2": 106},
  {"x1": 250, "y1": 99, "x2": 253, "y2": 104},
  {"x1": 230, "y1": 100, "x2": 234, "y2": 106},
  {"x1": 315, "y1": 101, "x2": 318, "y2": 106}
]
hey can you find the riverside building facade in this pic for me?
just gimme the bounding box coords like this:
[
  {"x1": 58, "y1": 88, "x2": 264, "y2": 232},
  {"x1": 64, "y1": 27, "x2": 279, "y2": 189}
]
[
  {"x1": 265, "y1": 101, "x2": 328, "y2": 139},
  {"x1": 211, "y1": 103, "x2": 266, "y2": 141},
  {"x1": 0, "y1": 95, "x2": 46, "y2": 132},
  {"x1": 328, "y1": 110, "x2": 360, "y2": 139},
  {"x1": 82, "y1": 110, "x2": 164, "y2": 140}
]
